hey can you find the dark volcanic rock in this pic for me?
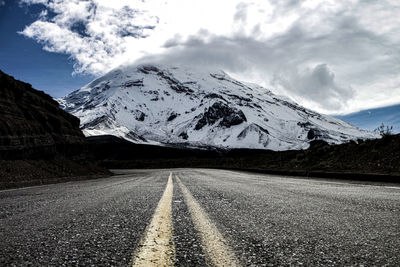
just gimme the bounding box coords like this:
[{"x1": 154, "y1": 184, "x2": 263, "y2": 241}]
[
  {"x1": 195, "y1": 102, "x2": 247, "y2": 130},
  {"x1": 307, "y1": 128, "x2": 324, "y2": 140},
  {"x1": 138, "y1": 64, "x2": 194, "y2": 94},
  {"x1": 179, "y1": 132, "x2": 188, "y2": 140},
  {"x1": 138, "y1": 64, "x2": 160, "y2": 74},
  {"x1": 123, "y1": 79, "x2": 143, "y2": 87},
  {"x1": 157, "y1": 71, "x2": 194, "y2": 94},
  {"x1": 136, "y1": 111, "x2": 146, "y2": 121},
  {"x1": 204, "y1": 93, "x2": 226, "y2": 102},
  {"x1": 82, "y1": 115, "x2": 109, "y2": 129},
  {"x1": 0, "y1": 70, "x2": 86, "y2": 159},
  {"x1": 167, "y1": 112, "x2": 179, "y2": 122}
]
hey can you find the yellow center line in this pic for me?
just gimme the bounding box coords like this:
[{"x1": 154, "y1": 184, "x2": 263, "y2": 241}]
[
  {"x1": 131, "y1": 173, "x2": 175, "y2": 267},
  {"x1": 176, "y1": 175, "x2": 241, "y2": 267}
]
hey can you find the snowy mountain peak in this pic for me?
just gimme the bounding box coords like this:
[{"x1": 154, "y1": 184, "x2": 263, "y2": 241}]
[{"x1": 58, "y1": 63, "x2": 379, "y2": 150}]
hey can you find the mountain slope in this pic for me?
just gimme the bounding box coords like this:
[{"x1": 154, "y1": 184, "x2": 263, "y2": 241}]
[{"x1": 58, "y1": 64, "x2": 378, "y2": 150}]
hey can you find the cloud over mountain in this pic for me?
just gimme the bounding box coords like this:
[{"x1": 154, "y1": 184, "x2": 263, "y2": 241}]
[{"x1": 19, "y1": 0, "x2": 400, "y2": 114}]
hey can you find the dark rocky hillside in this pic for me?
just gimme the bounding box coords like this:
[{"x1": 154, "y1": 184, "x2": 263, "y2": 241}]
[
  {"x1": 88, "y1": 134, "x2": 400, "y2": 183},
  {"x1": 0, "y1": 70, "x2": 85, "y2": 159},
  {"x1": 0, "y1": 70, "x2": 109, "y2": 189}
]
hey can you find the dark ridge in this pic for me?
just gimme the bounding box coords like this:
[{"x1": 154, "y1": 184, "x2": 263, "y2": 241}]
[
  {"x1": 86, "y1": 135, "x2": 222, "y2": 160},
  {"x1": 225, "y1": 93, "x2": 252, "y2": 103},
  {"x1": 273, "y1": 97, "x2": 320, "y2": 118},
  {"x1": 87, "y1": 134, "x2": 400, "y2": 183},
  {"x1": 210, "y1": 73, "x2": 247, "y2": 88},
  {"x1": 204, "y1": 93, "x2": 227, "y2": 101},
  {"x1": 0, "y1": 70, "x2": 110, "y2": 189},
  {"x1": 82, "y1": 115, "x2": 108, "y2": 129},
  {"x1": 138, "y1": 64, "x2": 194, "y2": 93},
  {"x1": 157, "y1": 71, "x2": 194, "y2": 94},
  {"x1": 123, "y1": 79, "x2": 143, "y2": 87},
  {"x1": 0, "y1": 70, "x2": 85, "y2": 159},
  {"x1": 138, "y1": 65, "x2": 159, "y2": 74}
]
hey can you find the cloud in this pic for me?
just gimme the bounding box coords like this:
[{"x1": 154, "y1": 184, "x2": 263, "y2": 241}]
[
  {"x1": 140, "y1": 16, "x2": 400, "y2": 112},
  {"x1": 18, "y1": 0, "x2": 400, "y2": 114},
  {"x1": 272, "y1": 64, "x2": 354, "y2": 111},
  {"x1": 19, "y1": 0, "x2": 160, "y2": 75}
]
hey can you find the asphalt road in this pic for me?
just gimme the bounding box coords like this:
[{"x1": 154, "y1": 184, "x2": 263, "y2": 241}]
[{"x1": 1, "y1": 169, "x2": 399, "y2": 266}]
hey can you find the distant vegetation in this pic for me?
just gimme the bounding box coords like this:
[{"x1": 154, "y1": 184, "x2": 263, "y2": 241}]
[
  {"x1": 374, "y1": 123, "x2": 393, "y2": 136},
  {"x1": 87, "y1": 134, "x2": 400, "y2": 182}
]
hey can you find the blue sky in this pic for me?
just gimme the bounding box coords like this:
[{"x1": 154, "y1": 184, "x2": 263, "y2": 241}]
[
  {"x1": 0, "y1": 1, "x2": 92, "y2": 97},
  {"x1": 337, "y1": 103, "x2": 400, "y2": 134}
]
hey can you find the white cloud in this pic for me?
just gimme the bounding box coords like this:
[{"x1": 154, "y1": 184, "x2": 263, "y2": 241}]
[
  {"x1": 20, "y1": 0, "x2": 161, "y2": 75},
  {"x1": 272, "y1": 64, "x2": 355, "y2": 111},
  {"x1": 19, "y1": 0, "x2": 400, "y2": 114}
]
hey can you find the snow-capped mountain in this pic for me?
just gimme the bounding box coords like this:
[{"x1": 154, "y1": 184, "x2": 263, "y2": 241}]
[{"x1": 58, "y1": 64, "x2": 379, "y2": 150}]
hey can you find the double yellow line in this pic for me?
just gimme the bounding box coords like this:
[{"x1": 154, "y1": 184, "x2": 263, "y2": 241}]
[
  {"x1": 131, "y1": 173, "x2": 175, "y2": 266},
  {"x1": 131, "y1": 173, "x2": 240, "y2": 267}
]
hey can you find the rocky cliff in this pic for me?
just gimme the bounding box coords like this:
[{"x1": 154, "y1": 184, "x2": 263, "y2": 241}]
[
  {"x1": 0, "y1": 70, "x2": 110, "y2": 189},
  {"x1": 0, "y1": 70, "x2": 85, "y2": 159}
]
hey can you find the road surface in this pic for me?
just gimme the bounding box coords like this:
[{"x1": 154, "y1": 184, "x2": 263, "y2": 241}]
[{"x1": 1, "y1": 169, "x2": 399, "y2": 266}]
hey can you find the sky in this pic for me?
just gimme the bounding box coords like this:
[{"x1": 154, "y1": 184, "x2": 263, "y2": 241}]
[
  {"x1": 0, "y1": 0, "x2": 400, "y2": 115},
  {"x1": 0, "y1": 0, "x2": 92, "y2": 97},
  {"x1": 337, "y1": 103, "x2": 400, "y2": 133}
]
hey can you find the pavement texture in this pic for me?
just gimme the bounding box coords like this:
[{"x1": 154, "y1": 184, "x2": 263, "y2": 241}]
[{"x1": 1, "y1": 168, "x2": 399, "y2": 266}]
